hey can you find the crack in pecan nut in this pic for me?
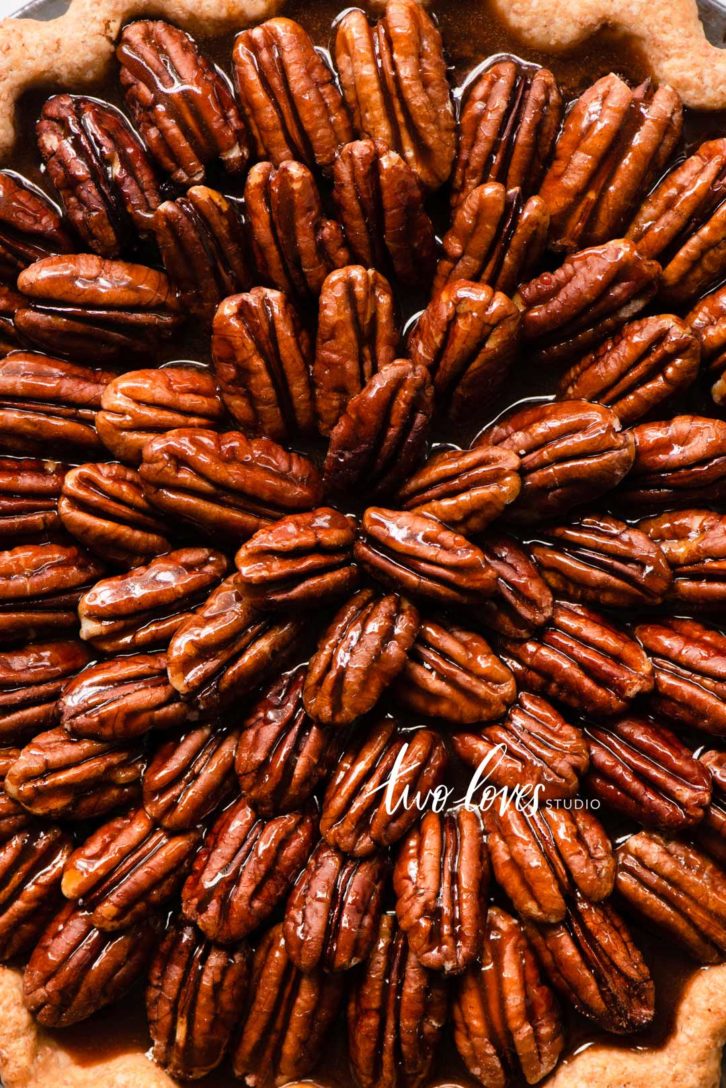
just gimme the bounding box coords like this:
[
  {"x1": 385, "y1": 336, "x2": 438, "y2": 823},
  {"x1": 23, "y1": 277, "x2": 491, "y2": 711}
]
[
  {"x1": 332, "y1": 139, "x2": 436, "y2": 287},
  {"x1": 687, "y1": 283, "x2": 726, "y2": 404},
  {"x1": 236, "y1": 666, "x2": 341, "y2": 818},
  {"x1": 284, "y1": 840, "x2": 388, "y2": 973},
  {"x1": 522, "y1": 896, "x2": 654, "y2": 1034},
  {"x1": 245, "y1": 161, "x2": 349, "y2": 301},
  {"x1": 478, "y1": 400, "x2": 635, "y2": 523},
  {"x1": 347, "y1": 911, "x2": 448, "y2": 1088},
  {"x1": 452, "y1": 906, "x2": 564, "y2": 1088},
  {"x1": 181, "y1": 796, "x2": 316, "y2": 944},
  {"x1": 235, "y1": 508, "x2": 358, "y2": 610},
  {"x1": 393, "y1": 618, "x2": 516, "y2": 724},
  {"x1": 698, "y1": 750, "x2": 726, "y2": 864},
  {"x1": 167, "y1": 575, "x2": 305, "y2": 712},
  {"x1": 514, "y1": 238, "x2": 661, "y2": 364},
  {"x1": 434, "y1": 184, "x2": 549, "y2": 297},
  {"x1": 557, "y1": 314, "x2": 701, "y2": 425},
  {"x1": 60, "y1": 652, "x2": 189, "y2": 742},
  {"x1": 118, "y1": 19, "x2": 249, "y2": 184},
  {"x1": 0, "y1": 748, "x2": 31, "y2": 842},
  {"x1": 355, "y1": 507, "x2": 497, "y2": 606},
  {"x1": 478, "y1": 533, "x2": 554, "y2": 639},
  {"x1": 78, "y1": 547, "x2": 229, "y2": 654},
  {"x1": 320, "y1": 720, "x2": 447, "y2": 857},
  {"x1": 36, "y1": 94, "x2": 161, "y2": 257},
  {"x1": 452, "y1": 692, "x2": 589, "y2": 801},
  {"x1": 147, "y1": 920, "x2": 250, "y2": 1080},
  {"x1": 483, "y1": 805, "x2": 614, "y2": 924},
  {"x1": 23, "y1": 901, "x2": 156, "y2": 1027},
  {"x1": 0, "y1": 542, "x2": 105, "y2": 643},
  {"x1": 96, "y1": 365, "x2": 223, "y2": 466},
  {"x1": 638, "y1": 508, "x2": 726, "y2": 608},
  {"x1": 139, "y1": 429, "x2": 323, "y2": 540},
  {"x1": 303, "y1": 587, "x2": 419, "y2": 727},
  {"x1": 0, "y1": 170, "x2": 72, "y2": 279},
  {"x1": 232, "y1": 923, "x2": 344, "y2": 1088},
  {"x1": 627, "y1": 138, "x2": 726, "y2": 304},
  {"x1": 153, "y1": 185, "x2": 251, "y2": 322},
  {"x1": 529, "y1": 514, "x2": 673, "y2": 608},
  {"x1": 394, "y1": 807, "x2": 489, "y2": 974},
  {"x1": 635, "y1": 617, "x2": 726, "y2": 736},
  {"x1": 323, "y1": 360, "x2": 434, "y2": 498},
  {"x1": 16, "y1": 254, "x2": 183, "y2": 365},
  {"x1": 61, "y1": 807, "x2": 200, "y2": 931},
  {"x1": 143, "y1": 723, "x2": 239, "y2": 832},
  {"x1": 0, "y1": 639, "x2": 91, "y2": 744},
  {"x1": 408, "y1": 280, "x2": 521, "y2": 418},
  {"x1": 0, "y1": 825, "x2": 71, "y2": 962},
  {"x1": 335, "y1": 0, "x2": 455, "y2": 190},
  {"x1": 618, "y1": 414, "x2": 726, "y2": 508},
  {"x1": 314, "y1": 265, "x2": 399, "y2": 437},
  {"x1": 233, "y1": 17, "x2": 352, "y2": 175},
  {"x1": 451, "y1": 59, "x2": 563, "y2": 206},
  {"x1": 616, "y1": 832, "x2": 726, "y2": 964},
  {"x1": 212, "y1": 289, "x2": 315, "y2": 441},
  {"x1": 5, "y1": 727, "x2": 143, "y2": 821},
  {"x1": 539, "y1": 75, "x2": 682, "y2": 252}
]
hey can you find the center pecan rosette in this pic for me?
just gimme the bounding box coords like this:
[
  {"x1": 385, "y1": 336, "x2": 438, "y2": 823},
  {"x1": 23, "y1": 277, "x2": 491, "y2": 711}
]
[{"x1": 0, "y1": 2, "x2": 725, "y2": 1087}]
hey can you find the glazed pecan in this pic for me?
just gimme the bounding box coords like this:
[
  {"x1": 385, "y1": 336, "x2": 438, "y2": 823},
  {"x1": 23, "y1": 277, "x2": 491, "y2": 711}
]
[
  {"x1": 0, "y1": 748, "x2": 31, "y2": 841},
  {"x1": 37, "y1": 94, "x2": 161, "y2": 257},
  {"x1": 320, "y1": 720, "x2": 447, "y2": 857},
  {"x1": 235, "y1": 666, "x2": 341, "y2": 817},
  {"x1": 139, "y1": 429, "x2": 322, "y2": 540},
  {"x1": 182, "y1": 796, "x2": 316, "y2": 944},
  {"x1": 332, "y1": 139, "x2": 436, "y2": 287},
  {"x1": 5, "y1": 727, "x2": 143, "y2": 821},
  {"x1": 639, "y1": 509, "x2": 726, "y2": 608},
  {"x1": 452, "y1": 906, "x2": 564, "y2": 1088},
  {"x1": 452, "y1": 692, "x2": 589, "y2": 802},
  {"x1": 0, "y1": 285, "x2": 20, "y2": 352},
  {"x1": 523, "y1": 897, "x2": 654, "y2": 1034},
  {"x1": 539, "y1": 75, "x2": 682, "y2": 251},
  {"x1": 347, "y1": 911, "x2": 448, "y2": 1088},
  {"x1": 147, "y1": 921, "x2": 250, "y2": 1080},
  {"x1": 393, "y1": 618, "x2": 516, "y2": 725},
  {"x1": 153, "y1": 185, "x2": 251, "y2": 321},
  {"x1": 23, "y1": 901, "x2": 156, "y2": 1027},
  {"x1": 118, "y1": 19, "x2": 249, "y2": 183},
  {"x1": 355, "y1": 507, "x2": 497, "y2": 606},
  {"x1": 557, "y1": 314, "x2": 700, "y2": 425},
  {"x1": 233, "y1": 17, "x2": 352, "y2": 174},
  {"x1": 0, "y1": 542, "x2": 104, "y2": 642},
  {"x1": 0, "y1": 825, "x2": 71, "y2": 961},
  {"x1": 627, "y1": 138, "x2": 726, "y2": 304},
  {"x1": 96, "y1": 365, "x2": 224, "y2": 465},
  {"x1": 245, "y1": 161, "x2": 349, "y2": 300},
  {"x1": 514, "y1": 238, "x2": 661, "y2": 364},
  {"x1": 232, "y1": 923, "x2": 344, "y2": 1088},
  {"x1": 78, "y1": 548, "x2": 228, "y2": 653},
  {"x1": 434, "y1": 184, "x2": 549, "y2": 296},
  {"x1": 500, "y1": 601, "x2": 654, "y2": 718},
  {"x1": 335, "y1": 0, "x2": 455, "y2": 190},
  {"x1": 303, "y1": 587, "x2": 419, "y2": 727},
  {"x1": 529, "y1": 514, "x2": 673, "y2": 608},
  {"x1": 451, "y1": 59, "x2": 562, "y2": 205},
  {"x1": 16, "y1": 253, "x2": 182, "y2": 364},
  {"x1": 0, "y1": 170, "x2": 71, "y2": 279},
  {"x1": 687, "y1": 284, "x2": 726, "y2": 404},
  {"x1": 478, "y1": 533, "x2": 554, "y2": 639},
  {"x1": 635, "y1": 617, "x2": 726, "y2": 736},
  {"x1": 394, "y1": 808, "x2": 489, "y2": 974},
  {"x1": 618, "y1": 415, "x2": 726, "y2": 508},
  {"x1": 284, "y1": 841, "x2": 388, "y2": 973},
  {"x1": 616, "y1": 832, "x2": 726, "y2": 964},
  {"x1": 483, "y1": 805, "x2": 614, "y2": 924},
  {"x1": 212, "y1": 290, "x2": 315, "y2": 441},
  {"x1": 698, "y1": 750, "x2": 726, "y2": 864},
  {"x1": 235, "y1": 508, "x2": 358, "y2": 610},
  {"x1": 167, "y1": 575, "x2": 305, "y2": 712},
  {"x1": 0, "y1": 639, "x2": 90, "y2": 744},
  {"x1": 60, "y1": 652, "x2": 189, "y2": 741},
  {"x1": 143, "y1": 723, "x2": 239, "y2": 832},
  {"x1": 323, "y1": 360, "x2": 433, "y2": 498},
  {"x1": 408, "y1": 280, "x2": 521, "y2": 418}
]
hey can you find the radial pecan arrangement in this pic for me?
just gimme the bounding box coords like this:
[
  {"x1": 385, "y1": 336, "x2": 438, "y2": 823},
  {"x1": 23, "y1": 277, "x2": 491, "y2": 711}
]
[{"x1": 0, "y1": 2, "x2": 725, "y2": 1087}]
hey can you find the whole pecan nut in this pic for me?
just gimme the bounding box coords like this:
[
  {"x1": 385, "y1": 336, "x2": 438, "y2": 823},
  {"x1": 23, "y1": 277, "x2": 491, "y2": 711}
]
[
  {"x1": 0, "y1": 170, "x2": 72, "y2": 279},
  {"x1": 0, "y1": 457, "x2": 67, "y2": 545},
  {"x1": 0, "y1": 542, "x2": 105, "y2": 643},
  {"x1": 635, "y1": 617, "x2": 726, "y2": 736},
  {"x1": 0, "y1": 825, "x2": 72, "y2": 961},
  {"x1": 143, "y1": 723, "x2": 239, "y2": 832},
  {"x1": 618, "y1": 414, "x2": 726, "y2": 508},
  {"x1": 478, "y1": 533, "x2": 554, "y2": 638},
  {"x1": 639, "y1": 508, "x2": 726, "y2": 608},
  {"x1": 0, "y1": 639, "x2": 90, "y2": 744}
]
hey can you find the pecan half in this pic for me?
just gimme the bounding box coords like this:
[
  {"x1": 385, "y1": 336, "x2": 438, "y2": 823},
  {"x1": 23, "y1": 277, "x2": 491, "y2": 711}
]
[
  {"x1": 0, "y1": 542, "x2": 104, "y2": 643},
  {"x1": 0, "y1": 285, "x2": 20, "y2": 352},
  {"x1": 0, "y1": 639, "x2": 90, "y2": 744},
  {"x1": 303, "y1": 587, "x2": 419, "y2": 727},
  {"x1": 697, "y1": 750, "x2": 726, "y2": 864},
  {"x1": 452, "y1": 906, "x2": 564, "y2": 1088},
  {"x1": 635, "y1": 617, "x2": 726, "y2": 736},
  {"x1": 478, "y1": 533, "x2": 554, "y2": 639},
  {"x1": 687, "y1": 284, "x2": 726, "y2": 404},
  {"x1": 118, "y1": 19, "x2": 249, "y2": 183},
  {"x1": 394, "y1": 808, "x2": 489, "y2": 974},
  {"x1": 182, "y1": 797, "x2": 316, "y2": 944},
  {"x1": 639, "y1": 508, "x2": 726, "y2": 608},
  {"x1": 618, "y1": 415, "x2": 726, "y2": 508},
  {"x1": 0, "y1": 170, "x2": 72, "y2": 279},
  {"x1": 0, "y1": 748, "x2": 31, "y2": 841},
  {"x1": 143, "y1": 723, "x2": 239, "y2": 832},
  {"x1": 0, "y1": 826, "x2": 71, "y2": 961}
]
